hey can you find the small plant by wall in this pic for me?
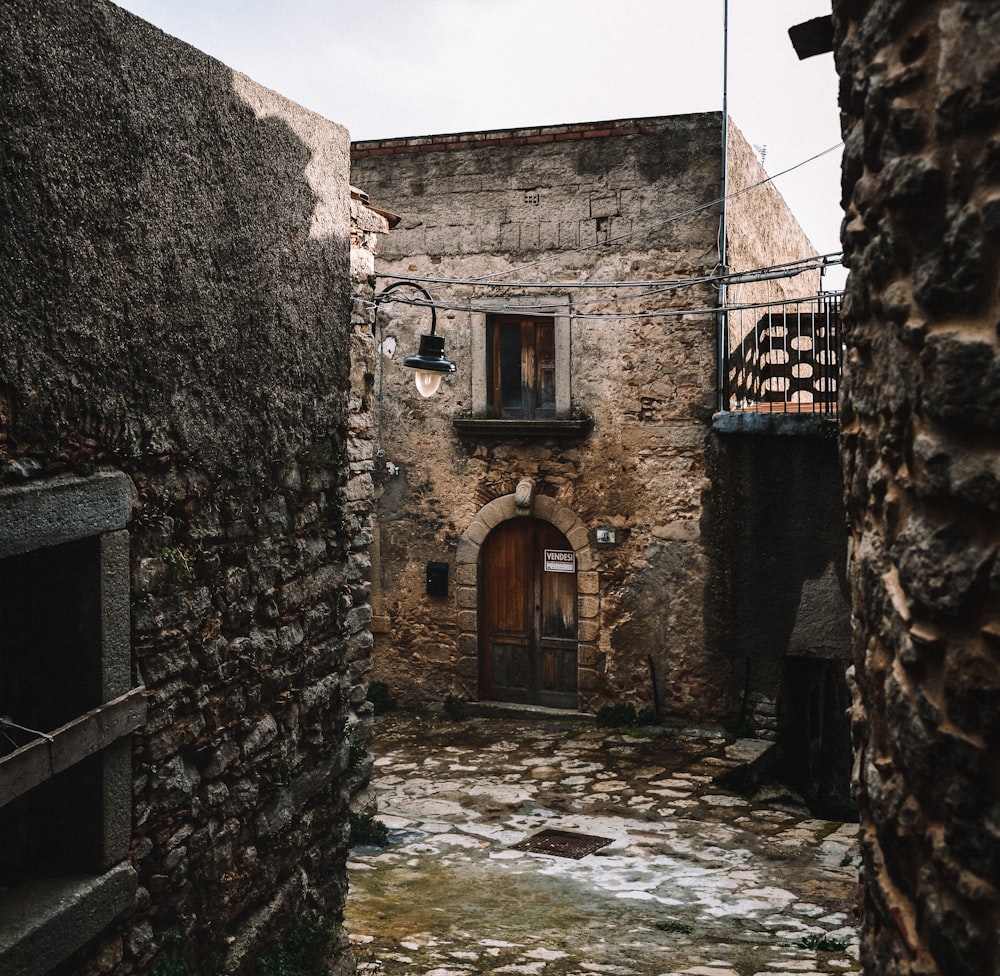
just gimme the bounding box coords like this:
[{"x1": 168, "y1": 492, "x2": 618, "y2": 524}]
[
  {"x1": 159, "y1": 544, "x2": 195, "y2": 586},
  {"x1": 595, "y1": 702, "x2": 658, "y2": 728},
  {"x1": 149, "y1": 934, "x2": 189, "y2": 976},
  {"x1": 442, "y1": 694, "x2": 467, "y2": 721},
  {"x1": 255, "y1": 913, "x2": 336, "y2": 976},
  {"x1": 366, "y1": 681, "x2": 393, "y2": 715},
  {"x1": 348, "y1": 810, "x2": 389, "y2": 848}
]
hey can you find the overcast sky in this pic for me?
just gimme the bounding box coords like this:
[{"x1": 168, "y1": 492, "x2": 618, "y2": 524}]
[{"x1": 113, "y1": 0, "x2": 844, "y2": 285}]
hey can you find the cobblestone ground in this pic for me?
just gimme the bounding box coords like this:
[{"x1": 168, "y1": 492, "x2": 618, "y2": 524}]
[{"x1": 345, "y1": 712, "x2": 861, "y2": 976}]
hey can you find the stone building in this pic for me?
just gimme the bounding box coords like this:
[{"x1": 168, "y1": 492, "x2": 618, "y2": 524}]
[
  {"x1": 833, "y1": 1, "x2": 1000, "y2": 972},
  {"x1": 0, "y1": 2, "x2": 378, "y2": 974},
  {"x1": 352, "y1": 113, "x2": 852, "y2": 785}
]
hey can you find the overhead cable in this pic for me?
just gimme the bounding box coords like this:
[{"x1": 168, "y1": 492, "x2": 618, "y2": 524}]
[
  {"x1": 377, "y1": 252, "x2": 842, "y2": 292},
  {"x1": 369, "y1": 288, "x2": 845, "y2": 323}
]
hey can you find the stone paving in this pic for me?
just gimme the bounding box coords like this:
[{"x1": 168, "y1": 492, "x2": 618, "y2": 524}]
[{"x1": 345, "y1": 711, "x2": 861, "y2": 976}]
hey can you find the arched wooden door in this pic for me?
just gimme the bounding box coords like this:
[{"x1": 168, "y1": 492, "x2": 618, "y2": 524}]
[{"x1": 479, "y1": 517, "x2": 578, "y2": 708}]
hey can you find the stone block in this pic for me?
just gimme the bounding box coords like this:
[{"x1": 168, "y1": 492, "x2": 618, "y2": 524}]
[
  {"x1": 456, "y1": 539, "x2": 479, "y2": 566},
  {"x1": 457, "y1": 633, "x2": 478, "y2": 659},
  {"x1": 457, "y1": 610, "x2": 478, "y2": 632},
  {"x1": 550, "y1": 507, "x2": 577, "y2": 534},
  {"x1": 533, "y1": 495, "x2": 556, "y2": 521},
  {"x1": 0, "y1": 863, "x2": 137, "y2": 976},
  {"x1": 454, "y1": 562, "x2": 477, "y2": 586},
  {"x1": 650, "y1": 519, "x2": 701, "y2": 542},
  {"x1": 578, "y1": 644, "x2": 605, "y2": 669},
  {"x1": 577, "y1": 667, "x2": 600, "y2": 692},
  {"x1": 0, "y1": 470, "x2": 132, "y2": 559}
]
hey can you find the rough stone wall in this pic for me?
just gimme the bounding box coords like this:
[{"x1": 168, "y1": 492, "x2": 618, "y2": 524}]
[
  {"x1": 352, "y1": 115, "x2": 819, "y2": 720},
  {"x1": 345, "y1": 188, "x2": 388, "y2": 818},
  {"x1": 834, "y1": 1, "x2": 1000, "y2": 972},
  {"x1": 708, "y1": 432, "x2": 849, "y2": 709},
  {"x1": 706, "y1": 427, "x2": 853, "y2": 816},
  {"x1": 1, "y1": 2, "x2": 371, "y2": 974}
]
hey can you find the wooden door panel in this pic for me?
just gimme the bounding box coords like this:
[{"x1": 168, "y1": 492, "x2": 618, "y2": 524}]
[
  {"x1": 481, "y1": 522, "x2": 529, "y2": 632},
  {"x1": 539, "y1": 639, "x2": 578, "y2": 705},
  {"x1": 489, "y1": 638, "x2": 532, "y2": 703},
  {"x1": 540, "y1": 639, "x2": 578, "y2": 688}
]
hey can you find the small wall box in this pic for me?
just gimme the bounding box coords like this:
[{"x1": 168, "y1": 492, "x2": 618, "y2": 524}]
[{"x1": 426, "y1": 561, "x2": 449, "y2": 597}]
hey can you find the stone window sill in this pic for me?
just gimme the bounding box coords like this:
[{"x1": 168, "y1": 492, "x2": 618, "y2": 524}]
[
  {"x1": 0, "y1": 862, "x2": 137, "y2": 976},
  {"x1": 452, "y1": 417, "x2": 593, "y2": 440}
]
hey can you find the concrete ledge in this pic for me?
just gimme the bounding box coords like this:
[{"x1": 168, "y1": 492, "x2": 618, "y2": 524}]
[
  {"x1": 0, "y1": 862, "x2": 137, "y2": 976},
  {"x1": 711, "y1": 411, "x2": 838, "y2": 437},
  {"x1": 452, "y1": 418, "x2": 592, "y2": 440},
  {"x1": 713, "y1": 739, "x2": 783, "y2": 794}
]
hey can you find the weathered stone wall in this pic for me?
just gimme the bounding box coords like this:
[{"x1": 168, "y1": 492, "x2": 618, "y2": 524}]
[
  {"x1": 352, "y1": 115, "x2": 820, "y2": 720},
  {"x1": 834, "y1": 1, "x2": 1000, "y2": 972},
  {"x1": 706, "y1": 427, "x2": 853, "y2": 815},
  {"x1": 1, "y1": 2, "x2": 371, "y2": 974}
]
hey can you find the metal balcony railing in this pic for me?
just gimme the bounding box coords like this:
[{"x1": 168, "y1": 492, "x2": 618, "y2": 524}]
[{"x1": 724, "y1": 292, "x2": 842, "y2": 414}]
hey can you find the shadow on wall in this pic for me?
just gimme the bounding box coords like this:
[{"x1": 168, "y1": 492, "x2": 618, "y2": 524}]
[{"x1": 780, "y1": 656, "x2": 856, "y2": 821}]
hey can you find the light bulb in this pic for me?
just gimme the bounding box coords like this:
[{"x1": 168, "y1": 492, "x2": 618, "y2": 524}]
[{"x1": 414, "y1": 370, "x2": 443, "y2": 397}]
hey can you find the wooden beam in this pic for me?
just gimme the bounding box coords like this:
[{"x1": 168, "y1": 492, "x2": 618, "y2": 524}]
[{"x1": 0, "y1": 687, "x2": 146, "y2": 808}]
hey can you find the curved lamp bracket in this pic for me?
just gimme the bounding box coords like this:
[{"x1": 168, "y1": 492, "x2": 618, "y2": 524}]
[{"x1": 374, "y1": 280, "x2": 456, "y2": 397}]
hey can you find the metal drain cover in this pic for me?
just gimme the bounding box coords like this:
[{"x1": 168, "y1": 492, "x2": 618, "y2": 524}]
[{"x1": 512, "y1": 828, "x2": 613, "y2": 859}]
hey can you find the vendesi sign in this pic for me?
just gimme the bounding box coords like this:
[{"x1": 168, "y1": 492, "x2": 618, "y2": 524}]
[{"x1": 544, "y1": 549, "x2": 576, "y2": 573}]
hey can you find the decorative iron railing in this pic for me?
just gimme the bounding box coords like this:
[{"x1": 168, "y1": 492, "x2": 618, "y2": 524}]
[{"x1": 724, "y1": 292, "x2": 842, "y2": 414}]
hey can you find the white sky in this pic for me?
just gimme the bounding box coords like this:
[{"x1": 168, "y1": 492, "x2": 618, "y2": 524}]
[{"x1": 113, "y1": 0, "x2": 845, "y2": 286}]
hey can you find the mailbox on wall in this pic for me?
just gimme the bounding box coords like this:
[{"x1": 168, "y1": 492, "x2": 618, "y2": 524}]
[{"x1": 426, "y1": 561, "x2": 449, "y2": 597}]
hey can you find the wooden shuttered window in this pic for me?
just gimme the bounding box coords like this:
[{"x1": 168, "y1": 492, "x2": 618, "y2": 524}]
[{"x1": 487, "y1": 315, "x2": 556, "y2": 419}]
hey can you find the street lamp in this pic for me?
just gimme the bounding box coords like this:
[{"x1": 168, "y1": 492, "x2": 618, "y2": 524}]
[{"x1": 374, "y1": 281, "x2": 456, "y2": 397}]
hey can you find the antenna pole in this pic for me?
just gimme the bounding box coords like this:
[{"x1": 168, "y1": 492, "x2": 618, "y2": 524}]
[{"x1": 717, "y1": 0, "x2": 730, "y2": 412}]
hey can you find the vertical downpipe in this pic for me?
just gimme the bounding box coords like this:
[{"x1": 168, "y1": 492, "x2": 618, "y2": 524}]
[{"x1": 716, "y1": 0, "x2": 730, "y2": 412}]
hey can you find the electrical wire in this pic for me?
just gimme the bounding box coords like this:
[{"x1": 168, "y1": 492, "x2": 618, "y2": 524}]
[
  {"x1": 370, "y1": 252, "x2": 842, "y2": 319},
  {"x1": 369, "y1": 288, "x2": 845, "y2": 323},
  {"x1": 376, "y1": 252, "x2": 842, "y2": 292}
]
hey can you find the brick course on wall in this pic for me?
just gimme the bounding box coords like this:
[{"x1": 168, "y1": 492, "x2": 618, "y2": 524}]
[
  {"x1": 0, "y1": 3, "x2": 372, "y2": 974},
  {"x1": 834, "y1": 1, "x2": 1000, "y2": 972}
]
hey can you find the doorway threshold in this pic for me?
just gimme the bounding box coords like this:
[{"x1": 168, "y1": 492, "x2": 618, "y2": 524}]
[{"x1": 465, "y1": 701, "x2": 594, "y2": 722}]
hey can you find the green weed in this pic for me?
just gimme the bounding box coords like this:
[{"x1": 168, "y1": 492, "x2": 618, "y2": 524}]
[
  {"x1": 366, "y1": 681, "x2": 394, "y2": 715},
  {"x1": 442, "y1": 694, "x2": 467, "y2": 721},
  {"x1": 348, "y1": 810, "x2": 389, "y2": 848},
  {"x1": 655, "y1": 919, "x2": 694, "y2": 934},
  {"x1": 256, "y1": 912, "x2": 335, "y2": 976},
  {"x1": 798, "y1": 934, "x2": 849, "y2": 952},
  {"x1": 160, "y1": 544, "x2": 195, "y2": 585},
  {"x1": 596, "y1": 702, "x2": 661, "y2": 728}
]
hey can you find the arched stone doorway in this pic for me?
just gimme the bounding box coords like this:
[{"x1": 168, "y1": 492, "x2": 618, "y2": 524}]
[
  {"x1": 454, "y1": 489, "x2": 600, "y2": 711},
  {"x1": 480, "y1": 517, "x2": 577, "y2": 707}
]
